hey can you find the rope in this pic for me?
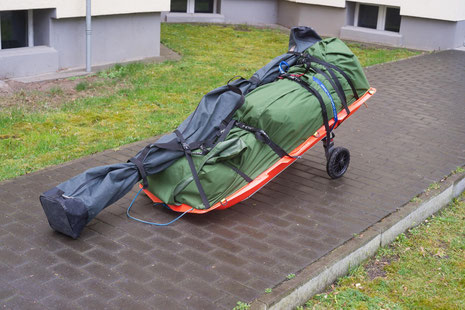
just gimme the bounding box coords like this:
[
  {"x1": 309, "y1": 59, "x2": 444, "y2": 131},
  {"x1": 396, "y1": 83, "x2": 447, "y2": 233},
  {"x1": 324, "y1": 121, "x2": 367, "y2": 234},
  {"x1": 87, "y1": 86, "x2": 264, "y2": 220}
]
[{"x1": 127, "y1": 188, "x2": 193, "y2": 226}]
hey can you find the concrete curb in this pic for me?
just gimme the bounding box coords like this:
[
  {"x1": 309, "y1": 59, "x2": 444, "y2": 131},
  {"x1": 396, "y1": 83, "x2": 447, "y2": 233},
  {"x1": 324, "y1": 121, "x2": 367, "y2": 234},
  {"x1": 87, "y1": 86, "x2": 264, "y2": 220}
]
[{"x1": 250, "y1": 168, "x2": 465, "y2": 310}]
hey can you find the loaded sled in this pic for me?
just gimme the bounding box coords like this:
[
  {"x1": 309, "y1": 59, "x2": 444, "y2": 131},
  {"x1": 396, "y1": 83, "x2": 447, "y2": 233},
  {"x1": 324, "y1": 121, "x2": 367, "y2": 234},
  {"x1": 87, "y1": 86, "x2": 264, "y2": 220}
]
[
  {"x1": 40, "y1": 27, "x2": 375, "y2": 238},
  {"x1": 142, "y1": 87, "x2": 375, "y2": 214}
]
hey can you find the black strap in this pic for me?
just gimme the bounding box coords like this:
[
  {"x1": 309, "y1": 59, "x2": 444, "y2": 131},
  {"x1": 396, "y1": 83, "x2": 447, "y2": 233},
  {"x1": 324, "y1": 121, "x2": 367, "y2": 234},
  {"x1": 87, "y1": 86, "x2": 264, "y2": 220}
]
[
  {"x1": 223, "y1": 82, "x2": 246, "y2": 124},
  {"x1": 127, "y1": 143, "x2": 154, "y2": 188},
  {"x1": 282, "y1": 74, "x2": 332, "y2": 145},
  {"x1": 129, "y1": 157, "x2": 149, "y2": 189},
  {"x1": 224, "y1": 162, "x2": 253, "y2": 183},
  {"x1": 312, "y1": 66, "x2": 351, "y2": 115},
  {"x1": 306, "y1": 55, "x2": 359, "y2": 100},
  {"x1": 235, "y1": 121, "x2": 291, "y2": 159},
  {"x1": 215, "y1": 119, "x2": 237, "y2": 146},
  {"x1": 174, "y1": 130, "x2": 210, "y2": 209},
  {"x1": 249, "y1": 75, "x2": 261, "y2": 86}
]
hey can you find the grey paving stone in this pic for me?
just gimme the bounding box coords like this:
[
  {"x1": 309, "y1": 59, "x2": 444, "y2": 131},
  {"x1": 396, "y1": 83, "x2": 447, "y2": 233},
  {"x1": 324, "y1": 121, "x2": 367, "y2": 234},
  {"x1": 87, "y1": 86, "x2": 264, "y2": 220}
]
[{"x1": 1, "y1": 50, "x2": 464, "y2": 309}]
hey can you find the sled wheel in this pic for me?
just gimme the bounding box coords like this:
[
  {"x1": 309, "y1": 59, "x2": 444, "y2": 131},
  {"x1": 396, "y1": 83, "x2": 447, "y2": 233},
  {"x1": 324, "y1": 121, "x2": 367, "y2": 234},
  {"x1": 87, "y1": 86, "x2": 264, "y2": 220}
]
[{"x1": 326, "y1": 147, "x2": 350, "y2": 179}]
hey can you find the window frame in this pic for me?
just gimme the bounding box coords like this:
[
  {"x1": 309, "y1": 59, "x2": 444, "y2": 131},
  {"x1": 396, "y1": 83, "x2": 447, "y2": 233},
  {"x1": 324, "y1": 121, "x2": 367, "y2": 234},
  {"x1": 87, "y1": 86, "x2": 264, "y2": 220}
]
[
  {"x1": 0, "y1": 9, "x2": 34, "y2": 50},
  {"x1": 354, "y1": 3, "x2": 401, "y2": 33},
  {"x1": 170, "y1": 0, "x2": 218, "y2": 14}
]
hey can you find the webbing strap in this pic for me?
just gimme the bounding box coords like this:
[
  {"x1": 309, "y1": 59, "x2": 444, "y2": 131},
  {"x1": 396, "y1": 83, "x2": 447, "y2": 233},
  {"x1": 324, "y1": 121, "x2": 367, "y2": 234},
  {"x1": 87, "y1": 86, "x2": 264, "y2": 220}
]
[
  {"x1": 174, "y1": 130, "x2": 210, "y2": 209},
  {"x1": 224, "y1": 82, "x2": 246, "y2": 124},
  {"x1": 307, "y1": 55, "x2": 359, "y2": 100},
  {"x1": 235, "y1": 121, "x2": 292, "y2": 159},
  {"x1": 224, "y1": 162, "x2": 253, "y2": 183},
  {"x1": 312, "y1": 66, "x2": 350, "y2": 115},
  {"x1": 128, "y1": 143, "x2": 153, "y2": 188},
  {"x1": 282, "y1": 75, "x2": 332, "y2": 144},
  {"x1": 129, "y1": 157, "x2": 148, "y2": 189},
  {"x1": 217, "y1": 119, "x2": 237, "y2": 143},
  {"x1": 313, "y1": 76, "x2": 338, "y2": 131}
]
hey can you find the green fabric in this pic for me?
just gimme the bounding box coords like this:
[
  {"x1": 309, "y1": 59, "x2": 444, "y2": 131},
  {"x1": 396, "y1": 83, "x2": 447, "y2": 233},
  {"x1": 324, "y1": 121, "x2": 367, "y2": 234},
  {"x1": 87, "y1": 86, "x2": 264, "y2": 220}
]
[{"x1": 147, "y1": 38, "x2": 370, "y2": 209}]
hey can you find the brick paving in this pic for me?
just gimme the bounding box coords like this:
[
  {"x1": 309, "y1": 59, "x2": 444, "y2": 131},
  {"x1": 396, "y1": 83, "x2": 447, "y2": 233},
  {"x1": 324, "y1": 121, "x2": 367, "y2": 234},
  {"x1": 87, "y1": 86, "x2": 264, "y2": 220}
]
[{"x1": 1, "y1": 50, "x2": 464, "y2": 309}]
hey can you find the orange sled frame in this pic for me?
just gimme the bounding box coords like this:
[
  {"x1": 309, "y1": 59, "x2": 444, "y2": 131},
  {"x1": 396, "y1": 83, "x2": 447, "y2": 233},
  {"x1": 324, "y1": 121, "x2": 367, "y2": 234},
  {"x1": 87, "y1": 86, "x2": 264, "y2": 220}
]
[{"x1": 141, "y1": 88, "x2": 376, "y2": 214}]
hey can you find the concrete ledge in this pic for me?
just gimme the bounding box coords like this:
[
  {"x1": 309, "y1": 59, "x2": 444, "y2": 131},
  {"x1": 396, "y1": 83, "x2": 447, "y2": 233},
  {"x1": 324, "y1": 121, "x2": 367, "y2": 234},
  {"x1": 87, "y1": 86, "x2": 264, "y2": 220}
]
[
  {"x1": 0, "y1": 46, "x2": 58, "y2": 79},
  {"x1": 340, "y1": 26, "x2": 402, "y2": 47},
  {"x1": 250, "y1": 168, "x2": 465, "y2": 310},
  {"x1": 8, "y1": 44, "x2": 181, "y2": 83}
]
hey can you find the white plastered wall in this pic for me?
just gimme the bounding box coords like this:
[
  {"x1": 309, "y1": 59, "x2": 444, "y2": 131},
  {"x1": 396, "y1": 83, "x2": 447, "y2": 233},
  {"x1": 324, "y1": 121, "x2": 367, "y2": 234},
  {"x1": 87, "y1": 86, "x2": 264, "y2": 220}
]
[
  {"x1": 286, "y1": 0, "x2": 465, "y2": 21},
  {"x1": 0, "y1": 0, "x2": 170, "y2": 18}
]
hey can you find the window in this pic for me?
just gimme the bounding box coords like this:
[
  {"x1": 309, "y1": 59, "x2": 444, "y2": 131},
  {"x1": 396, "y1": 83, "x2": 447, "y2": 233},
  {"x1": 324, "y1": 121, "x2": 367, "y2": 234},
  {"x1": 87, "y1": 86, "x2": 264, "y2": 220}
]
[
  {"x1": 195, "y1": 0, "x2": 214, "y2": 13},
  {"x1": 171, "y1": 0, "x2": 188, "y2": 13},
  {"x1": 354, "y1": 3, "x2": 401, "y2": 33},
  {"x1": 357, "y1": 5, "x2": 378, "y2": 29},
  {"x1": 385, "y1": 7, "x2": 401, "y2": 32},
  {"x1": 170, "y1": 0, "x2": 217, "y2": 14},
  {"x1": 0, "y1": 10, "x2": 28, "y2": 49}
]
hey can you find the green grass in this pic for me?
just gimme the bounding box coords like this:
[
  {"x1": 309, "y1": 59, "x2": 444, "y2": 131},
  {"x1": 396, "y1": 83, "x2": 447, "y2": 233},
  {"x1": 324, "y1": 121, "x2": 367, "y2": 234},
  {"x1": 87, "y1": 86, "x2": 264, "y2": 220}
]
[
  {"x1": 75, "y1": 81, "x2": 89, "y2": 91},
  {"x1": 0, "y1": 24, "x2": 420, "y2": 181},
  {"x1": 233, "y1": 301, "x2": 250, "y2": 310},
  {"x1": 299, "y1": 194, "x2": 465, "y2": 310}
]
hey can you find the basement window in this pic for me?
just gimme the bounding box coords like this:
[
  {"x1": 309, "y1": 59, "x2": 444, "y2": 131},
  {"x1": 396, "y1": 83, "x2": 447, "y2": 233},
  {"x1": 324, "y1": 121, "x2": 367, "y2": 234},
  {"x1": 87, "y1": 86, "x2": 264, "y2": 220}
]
[
  {"x1": 385, "y1": 7, "x2": 401, "y2": 32},
  {"x1": 0, "y1": 10, "x2": 28, "y2": 49},
  {"x1": 354, "y1": 3, "x2": 401, "y2": 33},
  {"x1": 357, "y1": 4, "x2": 378, "y2": 29},
  {"x1": 195, "y1": 0, "x2": 215, "y2": 13},
  {"x1": 170, "y1": 0, "x2": 217, "y2": 14},
  {"x1": 171, "y1": 0, "x2": 188, "y2": 13}
]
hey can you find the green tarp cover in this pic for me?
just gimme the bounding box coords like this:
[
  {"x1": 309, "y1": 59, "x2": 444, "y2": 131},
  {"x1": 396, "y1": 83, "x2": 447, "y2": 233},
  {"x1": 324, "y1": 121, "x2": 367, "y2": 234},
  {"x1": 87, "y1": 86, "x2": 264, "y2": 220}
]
[{"x1": 147, "y1": 38, "x2": 370, "y2": 209}]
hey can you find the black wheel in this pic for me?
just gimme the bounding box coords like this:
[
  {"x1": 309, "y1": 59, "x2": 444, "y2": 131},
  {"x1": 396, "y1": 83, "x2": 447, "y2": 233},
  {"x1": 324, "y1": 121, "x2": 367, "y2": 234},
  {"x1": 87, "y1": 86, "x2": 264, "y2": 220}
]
[{"x1": 326, "y1": 147, "x2": 350, "y2": 179}]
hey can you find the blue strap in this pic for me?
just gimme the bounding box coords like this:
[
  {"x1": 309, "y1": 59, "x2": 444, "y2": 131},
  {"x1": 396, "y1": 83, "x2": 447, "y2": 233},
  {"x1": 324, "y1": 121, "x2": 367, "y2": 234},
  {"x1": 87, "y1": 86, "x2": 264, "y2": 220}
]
[
  {"x1": 127, "y1": 188, "x2": 193, "y2": 226},
  {"x1": 313, "y1": 76, "x2": 338, "y2": 130}
]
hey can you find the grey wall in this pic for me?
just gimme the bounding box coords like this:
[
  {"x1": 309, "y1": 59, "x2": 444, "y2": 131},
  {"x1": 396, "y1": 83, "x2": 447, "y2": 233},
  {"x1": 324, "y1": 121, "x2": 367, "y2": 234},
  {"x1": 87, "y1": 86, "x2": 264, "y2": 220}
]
[
  {"x1": 454, "y1": 20, "x2": 465, "y2": 48},
  {"x1": 221, "y1": 0, "x2": 278, "y2": 24},
  {"x1": 51, "y1": 12, "x2": 161, "y2": 70},
  {"x1": 33, "y1": 9, "x2": 55, "y2": 46},
  {"x1": 400, "y1": 16, "x2": 463, "y2": 51},
  {"x1": 345, "y1": 2, "x2": 355, "y2": 27},
  {"x1": 277, "y1": 0, "x2": 345, "y2": 37}
]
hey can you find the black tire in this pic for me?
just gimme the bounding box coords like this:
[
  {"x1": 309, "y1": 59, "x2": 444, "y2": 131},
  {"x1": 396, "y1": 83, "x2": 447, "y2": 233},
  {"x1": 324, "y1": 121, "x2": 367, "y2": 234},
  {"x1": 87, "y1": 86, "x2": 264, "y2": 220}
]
[{"x1": 326, "y1": 147, "x2": 350, "y2": 179}]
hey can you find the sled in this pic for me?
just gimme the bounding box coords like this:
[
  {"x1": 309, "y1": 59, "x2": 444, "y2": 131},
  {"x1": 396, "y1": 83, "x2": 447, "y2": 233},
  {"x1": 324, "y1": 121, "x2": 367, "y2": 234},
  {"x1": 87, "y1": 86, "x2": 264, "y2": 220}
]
[{"x1": 141, "y1": 87, "x2": 376, "y2": 214}]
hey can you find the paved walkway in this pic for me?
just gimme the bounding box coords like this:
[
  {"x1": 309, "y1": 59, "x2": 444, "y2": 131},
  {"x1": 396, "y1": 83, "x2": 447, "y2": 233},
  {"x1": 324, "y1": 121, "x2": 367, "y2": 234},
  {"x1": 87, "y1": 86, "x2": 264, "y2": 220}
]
[{"x1": 1, "y1": 50, "x2": 464, "y2": 310}]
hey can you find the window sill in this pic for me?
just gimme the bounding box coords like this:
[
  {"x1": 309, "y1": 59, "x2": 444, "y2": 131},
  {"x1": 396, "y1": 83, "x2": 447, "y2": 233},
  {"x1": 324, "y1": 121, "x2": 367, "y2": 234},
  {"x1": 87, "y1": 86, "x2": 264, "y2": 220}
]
[
  {"x1": 340, "y1": 26, "x2": 402, "y2": 46},
  {"x1": 165, "y1": 12, "x2": 225, "y2": 23}
]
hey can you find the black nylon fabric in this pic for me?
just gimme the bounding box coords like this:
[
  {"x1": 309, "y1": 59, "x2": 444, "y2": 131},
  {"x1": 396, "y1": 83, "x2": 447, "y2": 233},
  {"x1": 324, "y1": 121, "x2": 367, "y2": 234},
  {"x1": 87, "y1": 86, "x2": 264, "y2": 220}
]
[{"x1": 39, "y1": 27, "x2": 323, "y2": 239}]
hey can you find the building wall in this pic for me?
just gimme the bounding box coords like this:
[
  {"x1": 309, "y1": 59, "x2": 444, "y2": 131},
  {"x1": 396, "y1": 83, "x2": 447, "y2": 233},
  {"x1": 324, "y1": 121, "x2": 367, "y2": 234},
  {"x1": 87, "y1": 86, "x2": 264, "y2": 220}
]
[
  {"x1": 400, "y1": 0, "x2": 465, "y2": 22},
  {"x1": 0, "y1": 0, "x2": 170, "y2": 19},
  {"x1": 454, "y1": 20, "x2": 465, "y2": 48},
  {"x1": 400, "y1": 17, "x2": 464, "y2": 51},
  {"x1": 278, "y1": 0, "x2": 346, "y2": 37},
  {"x1": 221, "y1": 0, "x2": 278, "y2": 24},
  {"x1": 285, "y1": 0, "x2": 465, "y2": 21},
  {"x1": 50, "y1": 12, "x2": 161, "y2": 70}
]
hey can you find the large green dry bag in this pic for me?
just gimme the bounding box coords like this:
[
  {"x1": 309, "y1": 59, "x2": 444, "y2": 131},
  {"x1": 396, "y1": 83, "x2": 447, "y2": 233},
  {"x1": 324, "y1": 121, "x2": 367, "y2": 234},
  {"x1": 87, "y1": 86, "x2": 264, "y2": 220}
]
[{"x1": 147, "y1": 38, "x2": 370, "y2": 210}]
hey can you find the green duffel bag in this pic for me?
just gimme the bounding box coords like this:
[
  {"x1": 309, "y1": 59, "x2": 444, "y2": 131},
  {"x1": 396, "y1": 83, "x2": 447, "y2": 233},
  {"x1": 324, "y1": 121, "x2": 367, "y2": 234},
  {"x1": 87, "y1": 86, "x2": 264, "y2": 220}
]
[{"x1": 147, "y1": 38, "x2": 370, "y2": 210}]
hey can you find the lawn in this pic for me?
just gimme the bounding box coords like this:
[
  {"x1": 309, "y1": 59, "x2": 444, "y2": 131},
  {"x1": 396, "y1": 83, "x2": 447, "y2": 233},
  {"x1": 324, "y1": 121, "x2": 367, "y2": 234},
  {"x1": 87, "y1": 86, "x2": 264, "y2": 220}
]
[
  {"x1": 0, "y1": 24, "x2": 420, "y2": 181},
  {"x1": 299, "y1": 193, "x2": 465, "y2": 310}
]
